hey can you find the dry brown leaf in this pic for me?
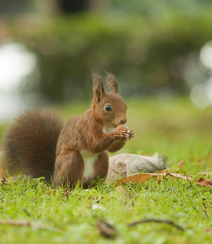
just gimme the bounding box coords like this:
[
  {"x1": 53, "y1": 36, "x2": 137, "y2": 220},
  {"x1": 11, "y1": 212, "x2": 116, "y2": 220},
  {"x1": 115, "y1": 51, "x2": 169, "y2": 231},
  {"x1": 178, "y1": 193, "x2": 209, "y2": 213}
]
[
  {"x1": 114, "y1": 172, "x2": 193, "y2": 186},
  {"x1": 196, "y1": 177, "x2": 212, "y2": 187},
  {"x1": 114, "y1": 173, "x2": 152, "y2": 185},
  {"x1": 98, "y1": 220, "x2": 118, "y2": 239},
  {"x1": 178, "y1": 160, "x2": 186, "y2": 169},
  {"x1": 156, "y1": 175, "x2": 166, "y2": 183}
]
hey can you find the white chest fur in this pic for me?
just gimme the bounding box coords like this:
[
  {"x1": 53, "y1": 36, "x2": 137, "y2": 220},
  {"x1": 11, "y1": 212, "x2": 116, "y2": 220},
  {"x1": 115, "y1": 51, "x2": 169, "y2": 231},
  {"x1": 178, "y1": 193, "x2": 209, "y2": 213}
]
[
  {"x1": 80, "y1": 126, "x2": 115, "y2": 183},
  {"x1": 80, "y1": 150, "x2": 97, "y2": 182}
]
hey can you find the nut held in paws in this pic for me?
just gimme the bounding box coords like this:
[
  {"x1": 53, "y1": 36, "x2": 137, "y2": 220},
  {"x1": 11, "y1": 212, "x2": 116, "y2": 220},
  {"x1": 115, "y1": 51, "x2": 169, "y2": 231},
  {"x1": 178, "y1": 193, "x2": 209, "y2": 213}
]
[{"x1": 116, "y1": 124, "x2": 128, "y2": 132}]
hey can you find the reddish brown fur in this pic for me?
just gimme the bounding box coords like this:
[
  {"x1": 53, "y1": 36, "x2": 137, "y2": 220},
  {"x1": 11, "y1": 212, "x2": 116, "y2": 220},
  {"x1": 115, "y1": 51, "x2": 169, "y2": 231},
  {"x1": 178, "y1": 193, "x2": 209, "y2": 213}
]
[
  {"x1": 54, "y1": 72, "x2": 133, "y2": 188},
  {"x1": 105, "y1": 72, "x2": 118, "y2": 94},
  {"x1": 1, "y1": 72, "x2": 134, "y2": 189},
  {"x1": 1, "y1": 110, "x2": 63, "y2": 183},
  {"x1": 107, "y1": 140, "x2": 126, "y2": 153},
  {"x1": 53, "y1": 150, "x2": 84, "y2": 188},
  {"x1": 93, "y1": 152, "x2": 109, "y2": 179}
]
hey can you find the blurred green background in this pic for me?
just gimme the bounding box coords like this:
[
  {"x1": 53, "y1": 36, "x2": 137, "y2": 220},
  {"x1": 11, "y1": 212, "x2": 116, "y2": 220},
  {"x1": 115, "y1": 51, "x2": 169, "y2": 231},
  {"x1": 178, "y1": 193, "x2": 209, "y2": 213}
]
[
  {"x1": 1, "y1": 0, "x2": 212, "y2": 104},
  {"x1": 0, "y1": 0, "x2": 212, "y2": 163}
]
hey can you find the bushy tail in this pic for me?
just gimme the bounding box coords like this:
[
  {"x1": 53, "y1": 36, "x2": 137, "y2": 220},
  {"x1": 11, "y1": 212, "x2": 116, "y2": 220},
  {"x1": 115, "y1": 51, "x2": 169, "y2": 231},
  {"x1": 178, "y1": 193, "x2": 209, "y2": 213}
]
[{"x1": 1, "y1": 109, "x2": 63, "y2": 183}]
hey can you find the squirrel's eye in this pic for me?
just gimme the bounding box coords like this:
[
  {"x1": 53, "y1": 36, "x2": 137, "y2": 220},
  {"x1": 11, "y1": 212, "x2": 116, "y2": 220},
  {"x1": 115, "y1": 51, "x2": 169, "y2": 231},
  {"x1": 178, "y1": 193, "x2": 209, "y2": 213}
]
[{"x1": 105, "y1": 104, "x2": 112, "y2": 112}]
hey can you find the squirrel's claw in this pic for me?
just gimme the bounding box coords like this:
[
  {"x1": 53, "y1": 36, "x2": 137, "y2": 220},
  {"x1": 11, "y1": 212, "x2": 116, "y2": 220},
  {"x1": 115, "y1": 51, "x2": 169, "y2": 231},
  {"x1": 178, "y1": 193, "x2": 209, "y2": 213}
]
[
  {"x1": 112, "y1": 128, "x2": 134, "y2": 141},
  {"x1": 126, "y1": 129, "x2": 134, "y2": 141}
]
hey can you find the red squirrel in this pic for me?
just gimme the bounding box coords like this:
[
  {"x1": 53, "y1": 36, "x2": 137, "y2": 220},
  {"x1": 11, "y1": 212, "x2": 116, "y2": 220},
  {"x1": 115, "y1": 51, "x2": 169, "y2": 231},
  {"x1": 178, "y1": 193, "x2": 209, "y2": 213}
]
[{"x1": 1, "y1": 72, "x2": 134, "y2": 188}]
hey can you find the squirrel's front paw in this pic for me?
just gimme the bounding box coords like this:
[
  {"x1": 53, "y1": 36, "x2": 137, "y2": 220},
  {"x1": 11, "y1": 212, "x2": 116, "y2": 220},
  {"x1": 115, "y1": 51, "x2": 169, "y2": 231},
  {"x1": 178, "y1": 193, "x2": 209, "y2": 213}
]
[
  {"x1": 112, "y1": 126, "x2": 134, "y2": 142},
  {"x1": 112, "y1": 130, "x2": 128, "y2": 141}
]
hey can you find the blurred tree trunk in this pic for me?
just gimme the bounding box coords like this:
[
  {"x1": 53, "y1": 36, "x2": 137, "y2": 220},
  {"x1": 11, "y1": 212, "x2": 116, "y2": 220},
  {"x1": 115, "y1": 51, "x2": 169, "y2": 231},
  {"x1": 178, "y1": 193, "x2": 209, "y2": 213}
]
[
  {"x1": 56, "y1": 0, "x2": 107, "y2": 13},
  {"x1": 57, "y1": 0, "x2": 89, "y2": 13}
]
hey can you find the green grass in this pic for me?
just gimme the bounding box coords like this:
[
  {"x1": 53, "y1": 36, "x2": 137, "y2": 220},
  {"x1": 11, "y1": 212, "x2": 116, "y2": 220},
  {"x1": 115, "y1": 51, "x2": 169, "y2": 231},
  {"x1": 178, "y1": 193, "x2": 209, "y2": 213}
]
[{"x1": 1, "y1": 96, "x2": 212, "y2": 244}]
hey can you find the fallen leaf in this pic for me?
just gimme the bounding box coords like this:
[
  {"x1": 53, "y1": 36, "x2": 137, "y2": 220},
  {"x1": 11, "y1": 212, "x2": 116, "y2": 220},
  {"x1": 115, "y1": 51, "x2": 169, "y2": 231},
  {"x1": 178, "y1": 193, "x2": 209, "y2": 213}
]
[
  {"x1": 178, "y1": 160, "x2": 186, "y2": 169},
  {"x1": 114, "y1": 173, "x2": 152, "y2": 185},
  {"x1": 196, "y1": 177, "x2": 212, "y2": 187},
  {"x1": 98, "y1": 220, "x2": 118, "y2": 239},
  {"x1": 114, "y1": 172, "x2": 193, "y2": 186},
  {"x1": 156, "y1": 174, "x2": 165, "y2": 183}
]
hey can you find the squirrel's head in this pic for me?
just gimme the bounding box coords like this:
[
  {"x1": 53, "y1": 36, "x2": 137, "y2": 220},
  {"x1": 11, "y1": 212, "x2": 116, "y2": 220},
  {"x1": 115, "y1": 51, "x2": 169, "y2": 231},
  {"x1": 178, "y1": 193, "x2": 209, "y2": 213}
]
[{"x1": 92, "y1": 72, "x2": 127, "y2": 128}]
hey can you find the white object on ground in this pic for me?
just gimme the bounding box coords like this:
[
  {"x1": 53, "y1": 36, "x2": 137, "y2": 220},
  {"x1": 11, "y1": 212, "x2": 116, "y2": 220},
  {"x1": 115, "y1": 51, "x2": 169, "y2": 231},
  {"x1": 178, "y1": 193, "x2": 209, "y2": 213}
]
[{"x1": 106, "y1": 153, "x2": 166, "y2": 182}]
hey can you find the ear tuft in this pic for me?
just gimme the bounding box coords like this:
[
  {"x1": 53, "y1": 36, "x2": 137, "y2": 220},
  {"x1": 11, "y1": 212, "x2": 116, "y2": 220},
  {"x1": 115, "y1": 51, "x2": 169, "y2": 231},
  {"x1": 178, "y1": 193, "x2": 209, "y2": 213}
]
[
  {"x1": 105, "y1": 72, "x2": 118, "y2": 94},
  {"x1": 92, "y1": 72, "x2": 105, "y2": 101}
]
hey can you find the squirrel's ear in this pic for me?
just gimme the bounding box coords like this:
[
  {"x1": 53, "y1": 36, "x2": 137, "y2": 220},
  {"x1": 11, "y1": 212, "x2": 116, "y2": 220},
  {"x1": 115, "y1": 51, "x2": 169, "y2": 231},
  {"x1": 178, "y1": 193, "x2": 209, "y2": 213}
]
[
  {"x1": 105, "y1": 72, "x2": 118, "y2": 94},
  {"x1": 92, "y1": 72, "x2": 105, "y2": 102}
]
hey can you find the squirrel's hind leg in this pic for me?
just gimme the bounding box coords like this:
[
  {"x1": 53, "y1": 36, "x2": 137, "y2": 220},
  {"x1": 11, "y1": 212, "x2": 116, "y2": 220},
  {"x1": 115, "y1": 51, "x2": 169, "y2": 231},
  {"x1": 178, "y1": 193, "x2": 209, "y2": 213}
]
[{"x1": 54, "y1": 150, "x2": 84, "y2": 189}]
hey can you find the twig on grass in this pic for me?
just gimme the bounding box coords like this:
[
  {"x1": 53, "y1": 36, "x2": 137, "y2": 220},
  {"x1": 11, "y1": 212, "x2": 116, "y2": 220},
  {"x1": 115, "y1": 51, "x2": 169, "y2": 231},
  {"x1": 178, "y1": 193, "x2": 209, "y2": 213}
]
[
  {"x1": 98, "y1": 219, "x2": 118, "y2": 239},
  {"x1": 0, "y1": 219, "x2": 61, "y2": 232},
  {"x1": 128, "y1": 184, "x2": 138, "y2": 196},
  {"x1": 203, "y1": 210, "x2": 209, "y2": 219},
  {"x1": 128, "y1": 219, "x2": 185, "y2": 231},
  {"x1": 202, "y1": 201, "x2": 209, "y2": 218}
]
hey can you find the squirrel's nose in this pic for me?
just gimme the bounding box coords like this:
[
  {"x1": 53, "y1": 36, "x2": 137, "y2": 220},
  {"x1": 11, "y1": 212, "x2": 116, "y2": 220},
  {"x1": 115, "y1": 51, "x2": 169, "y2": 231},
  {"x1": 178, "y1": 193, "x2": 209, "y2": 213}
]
[{"x1": 120, "y1": 118, "x2": 127, "y2": 124}]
